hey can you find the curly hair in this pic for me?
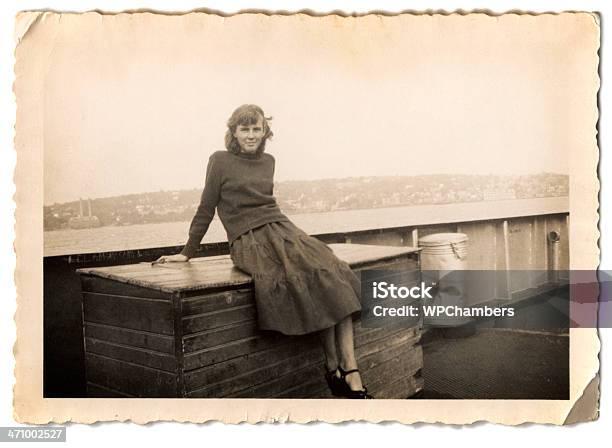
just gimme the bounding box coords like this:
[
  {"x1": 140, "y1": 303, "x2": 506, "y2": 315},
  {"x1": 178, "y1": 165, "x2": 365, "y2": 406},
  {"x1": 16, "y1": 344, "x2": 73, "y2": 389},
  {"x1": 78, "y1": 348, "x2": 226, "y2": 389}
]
[{"x1": 224, "y1": 104, "x2": 274, "y2": 156}]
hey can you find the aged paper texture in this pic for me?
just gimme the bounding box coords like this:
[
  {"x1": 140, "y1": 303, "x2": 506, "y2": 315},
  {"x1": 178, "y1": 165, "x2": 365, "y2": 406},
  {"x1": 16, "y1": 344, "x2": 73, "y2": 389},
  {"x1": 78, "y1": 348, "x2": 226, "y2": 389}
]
[{"x1": 14, "y1": 11, "x2": 600, "y2": 424}]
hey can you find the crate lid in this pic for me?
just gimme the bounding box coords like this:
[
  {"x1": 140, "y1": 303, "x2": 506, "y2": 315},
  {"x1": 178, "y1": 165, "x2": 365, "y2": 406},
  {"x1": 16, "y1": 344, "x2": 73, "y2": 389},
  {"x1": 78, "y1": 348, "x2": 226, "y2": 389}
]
[{"x1": 76, "y1": 243, "x2": 420, "y2": 293}]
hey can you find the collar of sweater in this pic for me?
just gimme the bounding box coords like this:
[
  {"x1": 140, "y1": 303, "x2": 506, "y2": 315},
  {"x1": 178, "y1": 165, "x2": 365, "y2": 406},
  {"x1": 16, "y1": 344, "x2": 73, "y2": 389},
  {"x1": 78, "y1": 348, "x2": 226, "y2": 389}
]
[{"x1": 234, "y1": 150, "x2": 263, "y2": 160}]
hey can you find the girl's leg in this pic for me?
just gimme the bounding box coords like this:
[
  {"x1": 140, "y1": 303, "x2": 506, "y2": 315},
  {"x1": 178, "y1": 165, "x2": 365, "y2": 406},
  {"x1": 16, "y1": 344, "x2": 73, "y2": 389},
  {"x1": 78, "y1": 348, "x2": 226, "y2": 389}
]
[
  {"x1": 335, "y1": 315, "x2": 364, "y2": 391},
  {"x1": 318, "y1": 325, "x2": 339, "y2": 374}
]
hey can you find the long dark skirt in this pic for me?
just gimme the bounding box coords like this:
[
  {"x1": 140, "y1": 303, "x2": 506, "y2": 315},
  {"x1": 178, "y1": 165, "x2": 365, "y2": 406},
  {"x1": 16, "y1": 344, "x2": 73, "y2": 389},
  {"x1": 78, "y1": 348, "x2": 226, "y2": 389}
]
[{"x1": 230, "y1": 220, "x2": 362, "y2": 335}]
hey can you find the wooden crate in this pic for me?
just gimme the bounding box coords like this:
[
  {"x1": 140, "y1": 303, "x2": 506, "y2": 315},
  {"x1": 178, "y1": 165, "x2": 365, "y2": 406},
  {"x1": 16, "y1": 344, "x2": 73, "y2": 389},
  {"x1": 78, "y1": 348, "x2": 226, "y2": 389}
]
[{"x1": 77, "y1": 243, "x2": 423, "y2": 398}]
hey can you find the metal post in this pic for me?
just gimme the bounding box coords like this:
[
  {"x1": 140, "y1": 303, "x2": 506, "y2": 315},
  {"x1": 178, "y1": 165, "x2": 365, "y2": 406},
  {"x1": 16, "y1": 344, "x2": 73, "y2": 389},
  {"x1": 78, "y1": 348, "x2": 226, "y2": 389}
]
[
  {"x1": 503, "y1": 220, "x2": 511, "y2": 299},
  {"x1": 548, "y1": 230, "x2": 561, "y2": 284}
]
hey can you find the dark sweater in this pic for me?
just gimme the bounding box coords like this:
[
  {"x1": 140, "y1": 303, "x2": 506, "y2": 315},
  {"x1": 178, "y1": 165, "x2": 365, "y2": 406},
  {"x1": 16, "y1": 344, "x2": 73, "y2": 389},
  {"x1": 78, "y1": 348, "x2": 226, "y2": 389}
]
[{"x1": 181, "y1": 150, "x2": 290, "y2": 258}]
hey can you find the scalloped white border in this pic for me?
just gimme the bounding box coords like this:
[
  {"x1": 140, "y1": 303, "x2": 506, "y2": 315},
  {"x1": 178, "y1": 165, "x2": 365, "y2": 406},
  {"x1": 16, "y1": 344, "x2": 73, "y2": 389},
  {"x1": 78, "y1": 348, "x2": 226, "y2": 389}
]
[{"x1": 11, "y1": 9, "x2": 600, "y2": 425}]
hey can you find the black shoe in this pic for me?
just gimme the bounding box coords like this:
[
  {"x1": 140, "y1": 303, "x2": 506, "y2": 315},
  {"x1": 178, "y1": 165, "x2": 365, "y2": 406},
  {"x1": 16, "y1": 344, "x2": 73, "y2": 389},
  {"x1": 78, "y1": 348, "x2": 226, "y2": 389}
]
[
  {"x1": 338, "y1": 366, "x2": 374, "y2": 399},
  {"x1": 324, "y1": 368, "x2": 346, "y2": 397}
]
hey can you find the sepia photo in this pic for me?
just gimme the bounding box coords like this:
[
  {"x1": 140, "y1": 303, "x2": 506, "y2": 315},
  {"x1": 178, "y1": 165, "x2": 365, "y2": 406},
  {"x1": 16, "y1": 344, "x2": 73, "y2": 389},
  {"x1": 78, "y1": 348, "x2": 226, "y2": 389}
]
[{"x1": 14, "y1": 10, "x2": 600, "y2": 423}]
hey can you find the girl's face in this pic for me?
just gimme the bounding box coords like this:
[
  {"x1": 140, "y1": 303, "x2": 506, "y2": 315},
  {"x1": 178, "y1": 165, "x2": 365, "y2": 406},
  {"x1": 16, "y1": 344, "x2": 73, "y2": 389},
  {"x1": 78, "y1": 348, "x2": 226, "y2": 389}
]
[{"x1": 233, "y1": 115, "x2": 265, "y2": 154}]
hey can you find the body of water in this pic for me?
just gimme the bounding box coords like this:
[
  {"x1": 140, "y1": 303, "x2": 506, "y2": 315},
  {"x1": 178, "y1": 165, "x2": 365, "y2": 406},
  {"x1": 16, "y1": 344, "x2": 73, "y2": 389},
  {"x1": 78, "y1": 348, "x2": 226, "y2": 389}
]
[{"x1": 44, "y1": 197, "x2": 569, "y2": 256}]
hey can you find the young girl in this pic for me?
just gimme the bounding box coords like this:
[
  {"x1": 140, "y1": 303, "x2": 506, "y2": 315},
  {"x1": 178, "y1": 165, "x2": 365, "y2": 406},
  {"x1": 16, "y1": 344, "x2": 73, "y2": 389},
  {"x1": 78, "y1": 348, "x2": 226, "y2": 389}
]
[{"x1": 156, "y1": 104, "x2": 372, "y2": 399}]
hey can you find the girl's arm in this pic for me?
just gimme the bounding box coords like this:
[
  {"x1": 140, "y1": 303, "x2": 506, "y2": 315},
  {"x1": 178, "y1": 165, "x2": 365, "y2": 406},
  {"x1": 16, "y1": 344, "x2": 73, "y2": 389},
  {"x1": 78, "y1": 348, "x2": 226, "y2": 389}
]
[{"x1": 179, "y1": 154, "x2": 223, "y2": 259}]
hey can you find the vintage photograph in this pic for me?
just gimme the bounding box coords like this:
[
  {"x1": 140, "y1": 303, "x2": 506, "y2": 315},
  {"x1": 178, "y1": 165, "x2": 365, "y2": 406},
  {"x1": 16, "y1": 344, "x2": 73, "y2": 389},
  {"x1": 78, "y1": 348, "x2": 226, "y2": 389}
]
[{"x1": 15, "y1": 10, "x2": 600, "y2": 423}]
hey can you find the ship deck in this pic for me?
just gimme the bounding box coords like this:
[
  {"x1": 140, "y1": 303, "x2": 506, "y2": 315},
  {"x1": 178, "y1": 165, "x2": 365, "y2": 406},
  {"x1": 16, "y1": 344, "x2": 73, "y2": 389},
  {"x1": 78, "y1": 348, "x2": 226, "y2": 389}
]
[{"x1": 420, "y1": 327, "x2": 568, "y2": 399}]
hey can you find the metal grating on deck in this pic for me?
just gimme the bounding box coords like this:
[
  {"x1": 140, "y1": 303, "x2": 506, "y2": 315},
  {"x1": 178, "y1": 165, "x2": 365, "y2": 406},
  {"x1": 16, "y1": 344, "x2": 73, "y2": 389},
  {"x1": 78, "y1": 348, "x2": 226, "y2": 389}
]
[{"x1": 421, "y1": 329, "x2": 569, "y2": 399}]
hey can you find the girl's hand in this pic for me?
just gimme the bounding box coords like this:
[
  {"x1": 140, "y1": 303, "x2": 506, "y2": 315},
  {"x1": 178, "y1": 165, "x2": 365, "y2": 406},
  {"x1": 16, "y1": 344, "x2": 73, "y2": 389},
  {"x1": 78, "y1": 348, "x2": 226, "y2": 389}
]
[{"x1": 153, "y1": 254, "x2": 189, "y2": 264}]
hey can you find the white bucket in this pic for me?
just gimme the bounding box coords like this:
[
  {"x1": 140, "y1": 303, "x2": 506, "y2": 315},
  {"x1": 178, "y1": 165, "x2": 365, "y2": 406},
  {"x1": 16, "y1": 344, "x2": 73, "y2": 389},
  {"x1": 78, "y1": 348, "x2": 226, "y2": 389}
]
[
  {"x1": 419, "y1": 233, "x2": 468, "y2": 271},
  {"x1": 419, "y1": 233, "x2": 469, "y2": 327}
]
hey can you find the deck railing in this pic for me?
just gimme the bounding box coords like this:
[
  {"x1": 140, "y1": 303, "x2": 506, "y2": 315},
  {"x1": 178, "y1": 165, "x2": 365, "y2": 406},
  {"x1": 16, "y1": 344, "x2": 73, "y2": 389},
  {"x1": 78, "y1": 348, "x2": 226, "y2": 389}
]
[{"x1": 43, "y1": 210, "x2": 569, "y2": 397}]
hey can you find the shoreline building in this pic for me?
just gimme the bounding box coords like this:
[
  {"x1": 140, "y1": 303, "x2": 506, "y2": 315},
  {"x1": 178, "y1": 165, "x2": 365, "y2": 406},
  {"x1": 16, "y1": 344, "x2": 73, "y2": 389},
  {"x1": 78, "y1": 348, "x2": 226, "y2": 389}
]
[{"x1": 68, "y1": 198, "x2": 101, "y2": 229}]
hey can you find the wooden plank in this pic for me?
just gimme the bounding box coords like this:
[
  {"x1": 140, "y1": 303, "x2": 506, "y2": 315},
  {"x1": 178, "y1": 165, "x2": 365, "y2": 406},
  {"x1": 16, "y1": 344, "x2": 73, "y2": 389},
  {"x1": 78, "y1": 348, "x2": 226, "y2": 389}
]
[
  {"x1": 80, "y1": 263, "x2": 160, "y2": 275},
  {"x1": 275, "y1": 376, "x2": 330, "y2": 399},
  {"x1": 330, "y1": 244, "x2": 420, "y2": 267},
  {"x1": 184, "y1": 335, "x2": 319, "y2": 391},
  {"x1": 85, "y1": 352, "x2": 178, "y2": 397},
  {"x1": 182, "y1": 289, "x2": 254, "y2": 315},
  {"x1": 183, "y1": 334, "x2": 289, "y2": 370},
  {"x1": 358, "y1": 336, "x2": 421, "y2": 373},
  {"x1": 355, "y1": 328, "x2": 420, "y2": 361},
  {"x1": 80, "y1": 262, "x2": 251, "y2": 293},
  {"x1": 302, "y1": 348, "x2": 423, "y2": 399},
  {"x1": 180, "y1": 285, "x2": 253, "y2": 299},
  {"x1": 185, "y1": 329, "x2": 422, "y2": 398},
  {"x1": 355, "y1": 324, "x2": 409, "y2": 348},
  {"x1": 79, "y1": 262, "x2": 220, "y2": 277},
  {"x1": 164, "y1": 263, "x2": 414, "y2": 292},
  {"x1": 86, "y1": 382, "x2": 135, "y2": 398},
  {"x1": 353, "y1": 325, "x2": 391, "y2": 347},
  {"x1": 301, "y1": 348, "x2": 423, "y2": 399},
  {"x1": 147, "y1": 276, "x2": 250, "y2": 291},
  {"x1": 83, "y1": 292, "x2": 174, "y2": 335},
  {"x1": 354, "y1": 322, "x2": 419, "y2": 349},
  {"x1": 80, "y1": 275, "x2": 171, "y2": 300},
  {"x1": 188, "y1": 254, "x2": 232, "y2": 263},
  {"x1": 230, "y1": 362, "x2": 325, "y2": 398},
  {"x1": 143, "y1": 272, "x2": 251, "y2": 292},
  {"x1": 186, "y1": 346, "x2": 323, "y2": 398},
  {"x1": 183, "y1": 320, "x2": 407, "y2": 369},
  {"x1": 170, "y1": 286, "x2": 185, "y2": 397},
  {"x1": 375, "y1": 371, "x2": 424, "y2": 399},
  {"x1": 305, "y1": 385, "x2": 334, "y2": 398},
  {"x1": 78, "y1": 244, "x2": 420, "y2": 293},
  {"x1": 84, "y1": 322, "x2": 175, "y2": 354},
  {"x1": 182, "y1": 321, "x2": 259, "y2": 353},
  {"x1": 362, "y1": 346, "x2": 423, "y2": 388},
  {"x1": 182, "y1": 304, "x2": 256, "y2": 334},
  {"x1": 184, "y1": 324, "x2": 420, "y2": 394},
  {"x1": 114, "y1": 266, "x2": 243, "y2": 284},
  {"x1": 85, "y1": 337, "x2": 178, "y2": 373}
]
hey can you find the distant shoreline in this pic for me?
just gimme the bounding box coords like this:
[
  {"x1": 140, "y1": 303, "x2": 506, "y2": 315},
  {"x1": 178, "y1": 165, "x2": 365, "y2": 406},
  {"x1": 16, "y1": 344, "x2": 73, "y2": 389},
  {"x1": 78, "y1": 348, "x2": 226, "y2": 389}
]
[
  {"x1": 44, "y1": 197, "x2": 569, "y2": 257},
  {"x1": 43, "y1": 195, "x2": 569, "y2": 233}
]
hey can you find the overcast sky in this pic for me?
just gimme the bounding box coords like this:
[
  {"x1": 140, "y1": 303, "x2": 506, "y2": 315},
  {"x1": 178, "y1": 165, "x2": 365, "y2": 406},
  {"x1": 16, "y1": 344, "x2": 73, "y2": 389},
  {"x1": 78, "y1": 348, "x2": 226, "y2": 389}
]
[{"x1": 42, "y1": 13, "x2": 584, "y2": 205}]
